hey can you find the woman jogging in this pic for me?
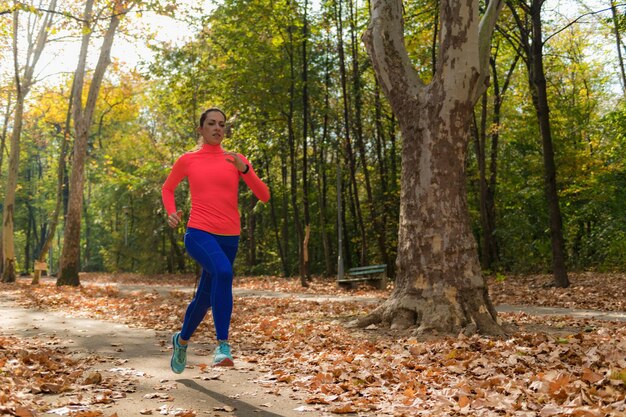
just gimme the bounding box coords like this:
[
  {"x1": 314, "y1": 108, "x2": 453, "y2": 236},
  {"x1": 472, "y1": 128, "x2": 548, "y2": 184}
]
[{"x1": 162, "y1": 107, "x2": 270, "y2": 372}]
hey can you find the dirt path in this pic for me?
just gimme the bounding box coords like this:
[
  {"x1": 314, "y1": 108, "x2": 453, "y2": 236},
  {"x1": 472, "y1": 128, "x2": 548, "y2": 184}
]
[
  {"x1": 112, "y1": 282, "x2": 626, "y2": 323},
  {"x1": 3, "y1": 279, "x2": 625, "y2": 417},
  {"x1": 0, "y1": 297, "x2": 312, "y2": 417}
]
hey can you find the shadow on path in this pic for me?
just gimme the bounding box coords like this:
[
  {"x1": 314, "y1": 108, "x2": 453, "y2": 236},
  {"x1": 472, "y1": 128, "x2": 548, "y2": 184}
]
[{"x1": 177, "y1": 379, "x2": 287, "y2": 417}]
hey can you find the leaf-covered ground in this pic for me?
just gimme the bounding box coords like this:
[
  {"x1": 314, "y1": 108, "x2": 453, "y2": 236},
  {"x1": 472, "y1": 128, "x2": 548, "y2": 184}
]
[
  {"x1": 1, "y1": 272, "x2": 625, "y2": 416},
  {"x1": 488, "y1": 272, "x2": 626, "y2": 312},
  {"x1": 77, "y1": 271, "x2": 626, "y2": 311},
  {"x1": 0, "y1": 333, "x2": 136, "y2": 417}
]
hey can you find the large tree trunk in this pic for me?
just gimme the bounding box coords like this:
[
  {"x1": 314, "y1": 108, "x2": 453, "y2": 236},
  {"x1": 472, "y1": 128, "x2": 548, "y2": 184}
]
[
  {"x1": 58, "y1": 0, "x2": 124, "y2": 286},
  {"x1": 360, "y1": 0, "x2": 504, "y2": 335},
  {"x1": 528, "y1": 2, "x2": 569, "y2": 288},
  {"x1": 508, "y1": 0, "x2": 569, "y2": 287}
]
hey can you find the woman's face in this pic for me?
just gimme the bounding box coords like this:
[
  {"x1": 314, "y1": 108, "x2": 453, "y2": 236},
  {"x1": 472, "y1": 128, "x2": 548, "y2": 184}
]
[{"x1": 198, "y1": 111, "x2": 226, "y2": 145}]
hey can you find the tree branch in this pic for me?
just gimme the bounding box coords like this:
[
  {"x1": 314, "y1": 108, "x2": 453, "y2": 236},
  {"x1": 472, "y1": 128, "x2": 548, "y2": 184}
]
[
  {"x1": 478, "y1": 0, "x2": 505, "y2": 76},
  {"x1": 544, "y1": 3, "x2": 626, "y2": 45},
  {"x1": 1, "y1": 3, "x2": 85, "y2": 22},
  {"x1": 362, "y1": 0, "x2": 422, "y2": 117},
  {"x1": 1, "y1": 3, "x2": 150, "y2": 24}
]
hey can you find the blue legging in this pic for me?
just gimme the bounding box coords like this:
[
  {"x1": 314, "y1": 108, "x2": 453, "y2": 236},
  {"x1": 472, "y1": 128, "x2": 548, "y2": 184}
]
[{"x1": 180, "y1": 228, "x2": 239, "y2": 341}]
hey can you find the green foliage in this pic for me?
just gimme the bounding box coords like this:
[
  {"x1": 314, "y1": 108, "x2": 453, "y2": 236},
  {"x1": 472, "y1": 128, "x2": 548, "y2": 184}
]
[{"x1": 5, "y1": 0, "x2": 626, "y2": 278}]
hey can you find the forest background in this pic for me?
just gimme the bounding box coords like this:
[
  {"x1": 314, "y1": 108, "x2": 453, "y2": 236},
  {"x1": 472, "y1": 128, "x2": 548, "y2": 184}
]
[{"x1": 1, "y1": 0, "x2": 625, "y2": 284}]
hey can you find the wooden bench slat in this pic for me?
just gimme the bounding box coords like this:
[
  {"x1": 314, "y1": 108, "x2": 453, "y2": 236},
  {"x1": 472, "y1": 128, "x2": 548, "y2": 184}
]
[
  {"x1": 348, "y1": 264, "x2": 386, "y2": 271},
  {"x1": 338, "y1": 277, "x2": 382, "y2": 283},
  {"x1": 338, "y1": 264, "x2": 387, "y2": 289},
  {"x1": 348, "y1": 267, "x2": 386, "y2": 273},
  {"x1": 347, "y1": 266, "x2": 386, "y2": 274}
]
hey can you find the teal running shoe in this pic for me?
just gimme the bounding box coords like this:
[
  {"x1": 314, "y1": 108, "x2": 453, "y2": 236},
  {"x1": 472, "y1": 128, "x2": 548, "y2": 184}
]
[
  {"x1": 213, "y1": 340, "x2": 234, "y2": 367},
  {"x1": 170, "y1": 332, "x2": 187, "y2": 374}
]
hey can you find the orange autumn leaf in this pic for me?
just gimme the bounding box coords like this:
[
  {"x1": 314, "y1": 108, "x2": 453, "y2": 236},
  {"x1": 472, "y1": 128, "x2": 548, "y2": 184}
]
[
  {"x1": 458, "y1": 395, "x2": 471, "y2": 408},
  {"x1": 403, "y1": 386, "x2": 416, "y2": 398},
  {"x1": 305, "y1": 396, "x2": 329, "y2": 405},
  {"x1": 70, "y1": 411, "x2": 103, "y2": 417},
  {"x1": 15, "y1": 407, "x2": 35, "y2": 417},
  {"x1": 581, "y1": 368, "x2": 604, "y2": 384},
  {"x1": 331, "y1": 404, "x2": 356, "y2": 414}
]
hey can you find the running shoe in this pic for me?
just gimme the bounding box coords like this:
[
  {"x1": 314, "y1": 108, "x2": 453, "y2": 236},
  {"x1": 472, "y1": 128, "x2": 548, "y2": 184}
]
[
  {"x1": 213, "y1": 340, "x2": 234, "y2": 367},
  {"x1": 170, "y1": 332, "x2": 187, "y2": 374}
]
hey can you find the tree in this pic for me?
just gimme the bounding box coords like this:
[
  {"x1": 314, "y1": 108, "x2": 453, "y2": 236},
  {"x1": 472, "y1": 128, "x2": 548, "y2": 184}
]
[
  {"x1": 2, "y1": 0, "x2": 57, "y2": 283},
  {"x1": 610, "y1": 1, "x2": 626, "y2": 96},
  {"x1": 32, "y1": 79, "x2": 73, "y2": 284},
  {"x1": 359, "y1": 0, "x2": 505, "y2": 334},
  {"x1": 507, "y1": 0, "x2": 570, "y2": 288},
  {"x1": 57, "y1": 0, "x2": 130, "y2": 286},
  {"x1": 471, "y1": 40, "x2": 520, "y2": 270}
]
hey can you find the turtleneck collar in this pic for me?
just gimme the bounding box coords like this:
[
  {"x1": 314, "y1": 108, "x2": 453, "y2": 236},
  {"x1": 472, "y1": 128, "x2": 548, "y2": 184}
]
[{"x1": 200, "y1": 143, "x2": 224, "y2": 154}]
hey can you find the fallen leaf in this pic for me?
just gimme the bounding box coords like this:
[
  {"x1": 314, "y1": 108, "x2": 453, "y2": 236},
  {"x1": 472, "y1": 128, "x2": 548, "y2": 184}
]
[
  {"x1": 305, "y1": 396, "x2": 329, "y2": 405},
  {"x1": 83, "y1": 371, "x2": 102, "y2": 385},
  {"x1": 457, "y1": 395, "x2": 470, "y2": 408},
  {"x1": 212, "y1": 405, "x2": 235, "y2": 412},
  {"x1": 581, "y1": 368, "x2": 603, "y2": 384},
  {"x1": 15, "y1": 406, "x2": 35, "y2": 417},
  {"x1": 330, "y1": 404, "x2": 356, "y2": 414},
  {"x1": 173, "y1": 410, "x2": 196, "y2": 417},
  {"x1": 70, "y1": 411, "x2": 104, "y2": 417}
]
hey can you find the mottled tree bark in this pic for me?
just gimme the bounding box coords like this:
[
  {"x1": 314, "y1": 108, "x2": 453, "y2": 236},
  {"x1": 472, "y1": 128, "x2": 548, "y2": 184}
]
[{"x1": 360, "y1": 0, "x2": 504, "y2": 335}]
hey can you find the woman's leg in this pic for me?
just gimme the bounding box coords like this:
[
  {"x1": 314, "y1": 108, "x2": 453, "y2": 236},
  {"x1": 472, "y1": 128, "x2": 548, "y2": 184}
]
[
  {"x1": 209, "y1": 234, "x2": 239, "y2": 341},
  {"x1": 179, "y1": 268, "x2": 211, "y2": 341},
  {"x1": 182, "y1": 228, "x2": 239, "y2": 341}
]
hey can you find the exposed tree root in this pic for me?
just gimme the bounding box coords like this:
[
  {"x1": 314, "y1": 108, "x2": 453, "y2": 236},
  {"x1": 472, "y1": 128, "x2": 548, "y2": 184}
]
[{"x1": 355, "y1": 287, "x2": 506, "y2": 337}]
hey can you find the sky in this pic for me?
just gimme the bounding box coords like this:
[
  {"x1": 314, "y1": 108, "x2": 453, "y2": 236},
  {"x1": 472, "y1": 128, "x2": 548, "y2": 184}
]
[
  {"x1": 3, "y1": 0, "x2": 623, "y2": 91},
  {"x1": 12, "y1": 1, "x2": 214, "y2": 86}
]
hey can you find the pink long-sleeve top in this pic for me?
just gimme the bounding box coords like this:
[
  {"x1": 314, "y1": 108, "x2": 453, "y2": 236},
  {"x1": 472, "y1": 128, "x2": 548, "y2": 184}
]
[{"x1": 161, "y1": 143, "x2": 270, "y2": 236}]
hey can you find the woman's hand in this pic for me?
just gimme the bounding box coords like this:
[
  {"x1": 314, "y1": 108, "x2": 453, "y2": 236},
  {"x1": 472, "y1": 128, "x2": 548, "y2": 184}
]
[
  {"x1": 224, "y1": 151, "x2": 247, "y2": 172},
  {"x1": 167, "y1": 210, "x2": 184, "y2": 228}
]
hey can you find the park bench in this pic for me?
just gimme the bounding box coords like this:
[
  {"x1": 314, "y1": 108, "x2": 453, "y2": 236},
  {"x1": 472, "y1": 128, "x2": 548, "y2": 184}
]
[{"x1": 337, "y1": 264, "x2": 387, "y2": 289}]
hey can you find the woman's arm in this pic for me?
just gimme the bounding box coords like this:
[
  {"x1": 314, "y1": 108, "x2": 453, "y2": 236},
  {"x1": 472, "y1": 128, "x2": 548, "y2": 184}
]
[
  {"x1": 161, "y1": 156, "x2": 187, "y2": 215},
  {"x1": 237, "y1": 154, "x2": 270, "y2": 203}
]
